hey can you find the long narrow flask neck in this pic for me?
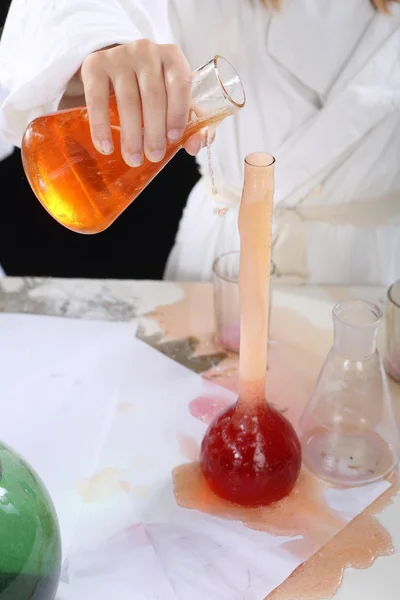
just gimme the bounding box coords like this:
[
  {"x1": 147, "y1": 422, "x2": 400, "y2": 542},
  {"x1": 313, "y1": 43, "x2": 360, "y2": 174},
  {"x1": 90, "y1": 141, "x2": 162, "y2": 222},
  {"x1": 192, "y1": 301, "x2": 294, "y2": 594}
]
[{"x1": 238, "y1": 153, "x2": 275, "y2": 402}]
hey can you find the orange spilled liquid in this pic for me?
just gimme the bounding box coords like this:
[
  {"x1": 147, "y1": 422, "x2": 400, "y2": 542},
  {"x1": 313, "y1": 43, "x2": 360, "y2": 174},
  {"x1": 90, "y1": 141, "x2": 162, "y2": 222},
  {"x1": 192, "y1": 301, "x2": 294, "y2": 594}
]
[
  {"x1": 267, "y1": 470, "x2": 399, "y2": 600},
  {"x1": 174, "y1": 463, "x2": 344, "y2": 550},
  {"x1": 173, "y1": 463, "x2": 399, "y2": 599},
  {"x1": 21, "y1": 97, "x2": 228, "y2": 234}
]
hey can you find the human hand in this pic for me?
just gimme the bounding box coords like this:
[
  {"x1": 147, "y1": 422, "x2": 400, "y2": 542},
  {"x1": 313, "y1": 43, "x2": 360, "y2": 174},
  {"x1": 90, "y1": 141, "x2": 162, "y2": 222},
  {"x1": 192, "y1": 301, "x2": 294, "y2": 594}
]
[{"x1": 80, "y1": 40, "x2": 213, "y2": 167}]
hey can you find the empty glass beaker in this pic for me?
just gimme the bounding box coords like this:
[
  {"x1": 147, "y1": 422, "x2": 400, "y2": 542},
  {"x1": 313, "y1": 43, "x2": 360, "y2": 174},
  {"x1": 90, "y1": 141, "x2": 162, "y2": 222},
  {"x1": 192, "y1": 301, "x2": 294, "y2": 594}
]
[
  {"x1": 21, "y1": 56, "x2": 245, "y2": 234},
  {"x1": 385, "y1": 280, "x2": 400, "y2": 382},
  {"x1": 212, "y1": 251, "x2": 275, "y2": 353},
  {"x1": 299, "y1": 300, "x2": 400, "y2": 487}
]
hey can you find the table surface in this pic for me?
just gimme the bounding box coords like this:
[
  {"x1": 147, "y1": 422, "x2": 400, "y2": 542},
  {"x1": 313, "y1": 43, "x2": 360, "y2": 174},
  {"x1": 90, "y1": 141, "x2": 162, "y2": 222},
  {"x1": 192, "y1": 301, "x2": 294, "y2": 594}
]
[{"x1": 1, "y1": 276, "x2": 399, "y2": 600}]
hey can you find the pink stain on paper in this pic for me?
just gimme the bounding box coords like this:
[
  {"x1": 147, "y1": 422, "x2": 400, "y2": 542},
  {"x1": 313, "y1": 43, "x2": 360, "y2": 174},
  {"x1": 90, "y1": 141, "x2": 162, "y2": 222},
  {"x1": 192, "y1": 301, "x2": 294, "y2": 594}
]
[{"x1": 189, "y1": 395, "x2": 232, "y2": 425}]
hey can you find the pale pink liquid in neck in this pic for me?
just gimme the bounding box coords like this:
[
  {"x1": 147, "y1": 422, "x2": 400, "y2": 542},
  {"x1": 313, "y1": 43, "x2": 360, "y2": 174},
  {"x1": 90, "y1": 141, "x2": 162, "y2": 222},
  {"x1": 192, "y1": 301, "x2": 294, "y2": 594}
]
[
  {"x1": 199, "y1": 153, "x2": 301, "y2": 507},
  {"x1": 238, "y1": 152, "x2": 274, "y2": 405}
]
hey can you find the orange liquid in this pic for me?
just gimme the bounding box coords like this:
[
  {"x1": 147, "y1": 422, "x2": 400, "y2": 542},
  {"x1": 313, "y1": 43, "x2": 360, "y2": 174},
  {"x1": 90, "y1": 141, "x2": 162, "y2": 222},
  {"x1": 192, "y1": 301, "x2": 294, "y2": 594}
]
[
  {"x1": 21, "y1": 97, "x2": 227, "y2": 234},
  {"x1": 266, "y1": 469, "x2": 399, "y2": 600},
  {"x1": 174, "y1": 463, "x2": 344, "y2": 549}
]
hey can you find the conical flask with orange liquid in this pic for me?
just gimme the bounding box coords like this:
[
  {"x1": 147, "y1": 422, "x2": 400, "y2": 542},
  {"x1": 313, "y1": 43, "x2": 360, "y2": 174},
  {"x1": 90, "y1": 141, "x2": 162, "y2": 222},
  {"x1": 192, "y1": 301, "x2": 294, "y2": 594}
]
[{"x1": 21, "y1": 56, "x2": 245, "y2": 234}]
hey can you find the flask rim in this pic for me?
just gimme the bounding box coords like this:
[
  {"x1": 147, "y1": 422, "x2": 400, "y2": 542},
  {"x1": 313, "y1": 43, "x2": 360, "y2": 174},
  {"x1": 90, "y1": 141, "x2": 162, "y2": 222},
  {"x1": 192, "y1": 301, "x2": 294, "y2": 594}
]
[
  {"x1": 213, "y1": 55, "x2": 246, "y2": 109},
  {"x1": 245, "y1": 153, "x2": 275, "y2": 168},
  {"x1": 332, "y1": 300, "x2": 382, "y2": 329}
]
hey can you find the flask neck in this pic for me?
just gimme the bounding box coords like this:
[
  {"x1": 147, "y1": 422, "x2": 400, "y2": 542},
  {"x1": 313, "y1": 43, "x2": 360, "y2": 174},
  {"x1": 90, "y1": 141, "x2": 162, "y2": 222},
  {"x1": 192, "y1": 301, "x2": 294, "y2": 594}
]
[
  {"x1": 191, "y1": 56, "x2": 245, "y2": 120},
  {"x1": 333, "y1": 301, "x2": 381, "y2": 360}
]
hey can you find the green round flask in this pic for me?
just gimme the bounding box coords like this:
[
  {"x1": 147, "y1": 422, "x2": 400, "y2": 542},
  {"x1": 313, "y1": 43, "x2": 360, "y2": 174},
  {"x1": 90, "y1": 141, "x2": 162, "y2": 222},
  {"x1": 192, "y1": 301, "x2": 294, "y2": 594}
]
[{"x1": 0, "y1": 442, "x2": 62, "y2": 599}]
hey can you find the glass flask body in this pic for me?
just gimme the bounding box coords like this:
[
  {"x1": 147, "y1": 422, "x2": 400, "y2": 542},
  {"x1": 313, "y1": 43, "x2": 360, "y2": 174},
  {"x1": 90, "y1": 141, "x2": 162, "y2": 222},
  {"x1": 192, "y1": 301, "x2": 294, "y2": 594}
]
[
  {"x1": 0, "y1": 442, "x2": 62, "y2": 600},
  {"x1": 21, "y1": 56, "x2": 245, "y2": 234},
  {"x1": 200, "y1": 153, "x2": 302, "y2": 507},
  {"x1": 299, "y1": 301, "x2": 400, "y2": 487}
]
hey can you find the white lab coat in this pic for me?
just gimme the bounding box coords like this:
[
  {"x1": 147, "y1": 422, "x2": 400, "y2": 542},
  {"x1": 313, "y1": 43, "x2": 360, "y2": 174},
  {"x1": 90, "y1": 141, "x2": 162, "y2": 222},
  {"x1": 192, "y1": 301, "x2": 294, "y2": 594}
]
[{"x1": 0, "y1": 0, "x2": 399, "y2": 284}]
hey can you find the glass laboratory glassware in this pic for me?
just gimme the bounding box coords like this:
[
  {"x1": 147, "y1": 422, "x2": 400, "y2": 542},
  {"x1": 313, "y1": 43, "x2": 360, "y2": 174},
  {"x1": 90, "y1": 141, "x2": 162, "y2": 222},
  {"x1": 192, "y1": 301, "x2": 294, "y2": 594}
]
[
  {"x1": 0, "y1": 441, "x2": 62, "y2": 599},
  {"x1": 385, "y1": 280, "x2": 400, "y2": 382},
  {"x1": 299, "y1": 300, "x2": 400, "y2": 487},
  {"x1": 21, "y1": 56, "x2": 245, "y2": 234},
  {"x1": 201, "y1": 154, "x2": 301, "y2": 507},
  {"x1": 212, "y1": 251, "x2": 275, "y2": 352}
]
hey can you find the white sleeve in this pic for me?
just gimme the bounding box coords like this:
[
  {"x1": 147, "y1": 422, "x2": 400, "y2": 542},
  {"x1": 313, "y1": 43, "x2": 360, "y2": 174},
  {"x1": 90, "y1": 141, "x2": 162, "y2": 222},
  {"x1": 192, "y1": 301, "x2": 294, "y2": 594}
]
[
  {"x1": 0, "y1": 0, "x2": 173, "y2": 147},
  {"x1": 0, "y1": 86, "x2": 13, "y2": 159}
]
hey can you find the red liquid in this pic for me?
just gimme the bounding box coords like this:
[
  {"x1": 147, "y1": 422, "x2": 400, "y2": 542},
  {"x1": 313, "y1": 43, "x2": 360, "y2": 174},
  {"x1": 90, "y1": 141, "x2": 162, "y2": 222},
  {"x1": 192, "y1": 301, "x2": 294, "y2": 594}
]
[{"x1": 200, "y1": 400, "x2": 302, "y2": 506}]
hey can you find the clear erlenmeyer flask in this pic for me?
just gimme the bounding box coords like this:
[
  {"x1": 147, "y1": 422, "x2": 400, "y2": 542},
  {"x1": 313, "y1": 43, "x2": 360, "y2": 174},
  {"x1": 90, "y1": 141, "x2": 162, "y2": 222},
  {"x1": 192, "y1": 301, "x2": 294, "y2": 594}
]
[
  {"x1": 299, "y1": 300, "x2": 400, "y2": 487},
  {"x1": 21, "y1": 55, "x2": 245, "y2": 234}
]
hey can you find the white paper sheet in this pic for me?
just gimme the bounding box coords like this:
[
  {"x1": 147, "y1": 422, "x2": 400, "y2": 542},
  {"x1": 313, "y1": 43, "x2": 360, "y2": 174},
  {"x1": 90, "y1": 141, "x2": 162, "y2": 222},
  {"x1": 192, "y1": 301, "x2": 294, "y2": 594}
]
[
  {"x1": 0, "y1": 313, "x2": 138, "y2": 553},
  {"x1": 56, "y1": 337, "x2": 390, "y2": 600},
  {"x1": 0, "y1": 313, "x2": 392, "y2": 599}
]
